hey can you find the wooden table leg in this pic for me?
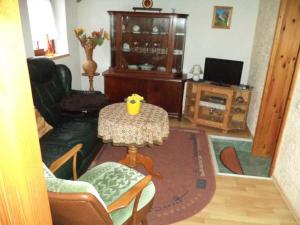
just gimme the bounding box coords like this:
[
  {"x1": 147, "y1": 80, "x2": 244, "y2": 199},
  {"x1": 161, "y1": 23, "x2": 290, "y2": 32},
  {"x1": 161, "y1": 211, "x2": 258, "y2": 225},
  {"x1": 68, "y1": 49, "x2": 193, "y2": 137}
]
[
  {"x1": 119, "y1": 145, "x2": 138, "y2": 167},
  {"x1": 119, "y1": 145, "x2": 162, "y2": 179}
]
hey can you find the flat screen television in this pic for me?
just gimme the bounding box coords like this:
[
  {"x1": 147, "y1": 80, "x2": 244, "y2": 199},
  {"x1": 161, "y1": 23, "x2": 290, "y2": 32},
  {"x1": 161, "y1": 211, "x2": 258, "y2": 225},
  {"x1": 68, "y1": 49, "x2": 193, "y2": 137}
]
[{"x1": 203, "y1": 57, "x2": 243, "y2": 86}]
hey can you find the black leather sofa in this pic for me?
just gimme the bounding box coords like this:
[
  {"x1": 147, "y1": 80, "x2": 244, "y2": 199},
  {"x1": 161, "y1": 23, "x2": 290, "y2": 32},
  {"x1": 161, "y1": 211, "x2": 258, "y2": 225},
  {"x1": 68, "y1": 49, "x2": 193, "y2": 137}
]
[{"x1": 27, "y1": 57, "x2": 108, "y2": 179}]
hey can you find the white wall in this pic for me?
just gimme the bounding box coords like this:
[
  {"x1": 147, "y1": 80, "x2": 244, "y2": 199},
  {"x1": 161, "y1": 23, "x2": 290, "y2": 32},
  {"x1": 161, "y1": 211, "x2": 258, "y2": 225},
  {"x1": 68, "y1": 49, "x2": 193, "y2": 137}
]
[
  {"x1": 247, "y1": 0, "x2": 280, "y2": 135},
  {"x1": 18, "y1": 0, "x2": 34, "y2": 57},
  {"x1": 76, "y1": 0, "x2": 259, "y2": 91},
  {"x1": 19, "y1": 0, "x2": 82, "y2": 89},
  {"x1": 274, "y1": 64, "x2": 300, "y2": 220},
  {"x1": 52, "y1": 0, "x2": 68, "y2": 56},
  {"x1": 52, "y1": 0, "x2": 82, "y2": 89}
]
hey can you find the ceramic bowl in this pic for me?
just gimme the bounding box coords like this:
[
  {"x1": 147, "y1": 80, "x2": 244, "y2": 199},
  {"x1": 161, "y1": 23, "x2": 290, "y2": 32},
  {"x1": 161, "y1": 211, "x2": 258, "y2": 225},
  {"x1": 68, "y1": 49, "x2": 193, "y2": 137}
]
[
  {"x1": 140, "y1": 63, "x2": 154, "y2": 71},
  {"x1": 157, "y1": 66, "x2": 166, "y2": 72},
  {"x1": 128, "y1": 65, "x2": 138, "y2": 70}
]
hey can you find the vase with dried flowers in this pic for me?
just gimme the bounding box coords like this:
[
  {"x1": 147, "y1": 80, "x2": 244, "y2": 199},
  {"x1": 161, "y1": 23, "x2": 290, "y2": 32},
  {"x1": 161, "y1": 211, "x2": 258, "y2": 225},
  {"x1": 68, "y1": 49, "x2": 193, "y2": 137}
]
[{"x1": 74, "y1": 27, "x2": 109, "y2": 90}]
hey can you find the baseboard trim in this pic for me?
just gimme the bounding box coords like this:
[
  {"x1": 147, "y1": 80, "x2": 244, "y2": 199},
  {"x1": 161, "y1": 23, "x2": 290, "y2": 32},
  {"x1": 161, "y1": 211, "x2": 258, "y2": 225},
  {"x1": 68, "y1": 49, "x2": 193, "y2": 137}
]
[{"x1": 272, "y1": 176, "x2": 300, "y2": 224}]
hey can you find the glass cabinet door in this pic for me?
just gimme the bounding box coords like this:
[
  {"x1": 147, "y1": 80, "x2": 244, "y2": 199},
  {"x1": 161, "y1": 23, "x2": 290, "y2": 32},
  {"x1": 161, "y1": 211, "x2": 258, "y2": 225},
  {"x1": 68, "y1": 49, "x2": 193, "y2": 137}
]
[
  {"x1": 172, "y1": 17, "x2": 187, "y2": 74},
  {"x1": 109, "y1": 14, "x2": 117, "y2": 68},
  {"x1": 120, "y1": 15, "x2": 171, "y2": 72}
]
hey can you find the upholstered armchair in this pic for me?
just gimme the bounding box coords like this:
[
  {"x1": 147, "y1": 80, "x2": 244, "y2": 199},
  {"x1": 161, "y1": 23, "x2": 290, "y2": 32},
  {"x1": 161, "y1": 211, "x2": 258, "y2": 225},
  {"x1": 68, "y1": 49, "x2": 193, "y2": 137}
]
[{"x1": 44, "y1": 144, "x2": 155, "y2": 225}]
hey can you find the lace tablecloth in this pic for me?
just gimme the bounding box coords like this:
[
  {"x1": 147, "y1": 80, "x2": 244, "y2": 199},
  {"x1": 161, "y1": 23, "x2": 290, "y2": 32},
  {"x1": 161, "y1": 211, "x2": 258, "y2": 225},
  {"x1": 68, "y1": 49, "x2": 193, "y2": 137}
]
[{"x1": 98, "y1": 103, "x2": 169, "y2": 146}]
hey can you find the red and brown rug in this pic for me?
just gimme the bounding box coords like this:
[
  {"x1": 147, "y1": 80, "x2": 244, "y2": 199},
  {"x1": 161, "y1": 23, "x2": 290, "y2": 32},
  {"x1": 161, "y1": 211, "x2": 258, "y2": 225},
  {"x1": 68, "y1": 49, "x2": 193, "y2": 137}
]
[{"x1": 91, "y1": 128, "x2": 216, "y2": 225}]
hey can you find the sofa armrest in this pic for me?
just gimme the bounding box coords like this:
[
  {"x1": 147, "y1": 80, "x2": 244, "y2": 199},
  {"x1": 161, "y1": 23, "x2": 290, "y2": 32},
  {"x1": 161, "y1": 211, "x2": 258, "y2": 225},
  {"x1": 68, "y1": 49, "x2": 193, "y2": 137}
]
[{"x1": 50, "y1": 143, "x2": 83, "y2": 180}]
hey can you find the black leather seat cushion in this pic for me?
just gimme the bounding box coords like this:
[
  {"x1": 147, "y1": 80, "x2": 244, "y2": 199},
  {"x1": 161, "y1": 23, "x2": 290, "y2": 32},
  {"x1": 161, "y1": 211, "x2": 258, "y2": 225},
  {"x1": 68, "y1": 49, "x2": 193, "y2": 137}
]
[
  {"x1": 40, "y1": 120, "x2": 98, "y2": 158},
  {"x1": 60, "y1": 91, "x2": 108, "y2": 117}
]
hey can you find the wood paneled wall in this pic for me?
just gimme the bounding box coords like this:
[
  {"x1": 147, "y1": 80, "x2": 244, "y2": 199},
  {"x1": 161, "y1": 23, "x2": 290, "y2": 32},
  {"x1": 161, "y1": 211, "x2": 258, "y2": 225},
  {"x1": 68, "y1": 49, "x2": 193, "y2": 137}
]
[
  {"x1": 0, "y1": 1, "x2": 52, "y2": 225},
  {"x1": 252, "y1": 0, "x2": 300, "y2": 157}
]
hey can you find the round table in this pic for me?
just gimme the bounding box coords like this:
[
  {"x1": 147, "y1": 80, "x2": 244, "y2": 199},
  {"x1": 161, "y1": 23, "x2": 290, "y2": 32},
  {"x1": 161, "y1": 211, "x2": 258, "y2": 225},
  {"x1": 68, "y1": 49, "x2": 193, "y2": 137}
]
[{"x1": 98, "y1": 103, "x2": 169, "y2": 178}]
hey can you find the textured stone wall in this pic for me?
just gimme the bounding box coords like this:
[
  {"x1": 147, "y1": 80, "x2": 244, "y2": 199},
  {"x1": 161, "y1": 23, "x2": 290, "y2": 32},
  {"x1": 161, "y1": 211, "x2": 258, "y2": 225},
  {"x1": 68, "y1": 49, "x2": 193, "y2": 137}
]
[
  {"x1": 247, "y1": 0, "x2": 280, "y2": 135},
  {"x1": 274, "y1": 66, "x2": 300, "y2": 219}
]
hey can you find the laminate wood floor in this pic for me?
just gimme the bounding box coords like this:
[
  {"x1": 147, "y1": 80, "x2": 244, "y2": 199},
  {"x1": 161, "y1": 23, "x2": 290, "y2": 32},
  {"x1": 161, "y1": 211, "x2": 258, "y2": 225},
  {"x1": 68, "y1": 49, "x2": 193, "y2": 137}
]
[
  {"x1": 174, "y1": 176, "x2": 298, "y2": 225},
  {"x1": 169, "y1": 118, "x2": 299, "y2": 225},
  {"x1": 170, "y1": 118, "x2": 252, "y2": 139}
]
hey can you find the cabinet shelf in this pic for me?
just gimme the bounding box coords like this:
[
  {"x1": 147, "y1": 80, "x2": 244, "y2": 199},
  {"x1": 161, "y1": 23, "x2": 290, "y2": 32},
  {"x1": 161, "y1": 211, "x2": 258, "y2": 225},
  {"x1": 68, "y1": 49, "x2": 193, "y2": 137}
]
[
  {"x1": 189, "y1": 98, "x2": 196, "y2": 103},
  {"x1": 233, "y1": 102, "x2": 249, "y2": 106},
  {"x1": 122, "y1": 31, "x2": 169, "y2": 36},
  {"x1": 199, "y1": 114, "x2": 223, "y2": 123},
  {"x1": 122, "y1": 50, "x2": 167, "y2": 55},
  {"x1": 230, "y1": 112, "x2": 246, "y2": 116},
  {"x1": 199, "y1": 101, "x2": 226, "y2": 110},
  {"x1": 229, "y1": 121, "x2": 245, "y2": 129}
]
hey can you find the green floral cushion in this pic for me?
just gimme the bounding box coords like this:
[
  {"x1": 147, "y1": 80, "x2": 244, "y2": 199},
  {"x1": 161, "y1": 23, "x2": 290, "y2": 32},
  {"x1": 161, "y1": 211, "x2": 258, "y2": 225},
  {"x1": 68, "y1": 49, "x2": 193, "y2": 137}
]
[
  {"x1": 78, "y1": 162, "x2": 155, "y2": 225},
  {"x1": 42, "y1": 163, "x2": 107, "y2": 209},
  {"x1": 43, "y1": 163, "x2": 55, "y2": 178}
]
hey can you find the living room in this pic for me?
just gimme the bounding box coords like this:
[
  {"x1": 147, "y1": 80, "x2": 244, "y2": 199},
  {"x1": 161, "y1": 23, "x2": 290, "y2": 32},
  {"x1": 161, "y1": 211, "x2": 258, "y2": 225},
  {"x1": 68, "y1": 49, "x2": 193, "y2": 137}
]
[{"x1": 1, "y1": 0, "x2": 300, "y2": 224}]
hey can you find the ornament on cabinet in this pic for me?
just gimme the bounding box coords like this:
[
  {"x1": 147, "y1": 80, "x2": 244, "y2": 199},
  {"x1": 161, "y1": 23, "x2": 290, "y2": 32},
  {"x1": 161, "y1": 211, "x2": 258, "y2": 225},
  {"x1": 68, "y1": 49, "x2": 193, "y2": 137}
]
[{"x1": 142, "y1": 0, "x2": 153, "y2": 8}]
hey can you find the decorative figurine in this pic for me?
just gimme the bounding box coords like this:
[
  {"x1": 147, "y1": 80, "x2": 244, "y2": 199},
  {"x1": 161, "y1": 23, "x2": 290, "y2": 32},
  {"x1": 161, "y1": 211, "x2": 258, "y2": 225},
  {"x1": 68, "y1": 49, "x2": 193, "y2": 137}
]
[{"x1": 190, "y1": 64, "x2": 203, "y2": 82}]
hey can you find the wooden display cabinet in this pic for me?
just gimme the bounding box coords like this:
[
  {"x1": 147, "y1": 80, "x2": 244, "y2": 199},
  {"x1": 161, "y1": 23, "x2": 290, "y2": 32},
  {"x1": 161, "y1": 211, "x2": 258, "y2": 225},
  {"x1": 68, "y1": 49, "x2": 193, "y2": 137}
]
[
  {"x1": 184, "y1": 81, "x2": 252, "y2": 132},
  {"x1": 103, "y1": 10, "x2": 188, "y2": 118}
]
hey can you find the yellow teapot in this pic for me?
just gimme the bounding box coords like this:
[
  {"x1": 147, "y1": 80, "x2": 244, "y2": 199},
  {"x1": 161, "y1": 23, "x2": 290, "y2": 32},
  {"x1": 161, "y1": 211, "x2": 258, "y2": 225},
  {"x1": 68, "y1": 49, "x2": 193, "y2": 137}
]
[{"x1": 126, "y1": 94, "x2": 144, "y2": 115}]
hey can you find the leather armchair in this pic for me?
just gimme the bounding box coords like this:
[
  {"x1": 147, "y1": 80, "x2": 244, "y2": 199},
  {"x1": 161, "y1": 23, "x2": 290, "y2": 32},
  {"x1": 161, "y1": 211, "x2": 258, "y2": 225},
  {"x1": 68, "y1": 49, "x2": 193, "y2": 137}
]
[{"x1": 27, "y1": 57, "x2": 108, "y2": 179}]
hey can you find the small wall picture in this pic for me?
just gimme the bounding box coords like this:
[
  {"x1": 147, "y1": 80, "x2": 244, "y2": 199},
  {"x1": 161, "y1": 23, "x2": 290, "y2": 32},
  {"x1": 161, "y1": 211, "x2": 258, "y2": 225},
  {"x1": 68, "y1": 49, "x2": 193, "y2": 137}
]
[{"x1": 212, "y1": 6, "x2": 233, "y2": 29}]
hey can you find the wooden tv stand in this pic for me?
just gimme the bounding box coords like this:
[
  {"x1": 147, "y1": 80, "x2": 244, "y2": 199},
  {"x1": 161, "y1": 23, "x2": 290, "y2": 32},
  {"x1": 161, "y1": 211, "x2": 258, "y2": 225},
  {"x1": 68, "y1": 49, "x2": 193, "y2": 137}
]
[{"x1": 184, "y1": 80, "x2": 252, "y2": 132}]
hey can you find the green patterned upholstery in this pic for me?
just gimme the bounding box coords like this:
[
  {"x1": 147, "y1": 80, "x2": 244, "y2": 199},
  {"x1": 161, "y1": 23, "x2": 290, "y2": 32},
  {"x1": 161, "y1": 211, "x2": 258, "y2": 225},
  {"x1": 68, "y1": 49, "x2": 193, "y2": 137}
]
[
  {"x1": 42, "y1": 164, "x2": 107, "y2": 209},
  {"x1": 78, "y1": 162, "x2": 155, "y2": 225},
  {"x1": 43, "y1": 164, "x2": 55, "y2": 178},
  {"x1": 42, "y1": 162, "x2": 155, "y2": 225}
]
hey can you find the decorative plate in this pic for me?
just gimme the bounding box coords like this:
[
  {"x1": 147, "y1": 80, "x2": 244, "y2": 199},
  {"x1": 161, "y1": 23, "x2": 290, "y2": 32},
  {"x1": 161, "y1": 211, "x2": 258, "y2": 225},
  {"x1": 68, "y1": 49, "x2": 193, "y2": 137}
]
[{"x1": 132, "y1": 25, "x2": 140, "y2": 33}]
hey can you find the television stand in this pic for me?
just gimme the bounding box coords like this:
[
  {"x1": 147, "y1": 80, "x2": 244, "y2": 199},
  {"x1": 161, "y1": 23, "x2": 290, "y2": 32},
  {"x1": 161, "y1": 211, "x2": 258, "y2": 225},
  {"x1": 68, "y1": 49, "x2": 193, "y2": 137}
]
[
  {"x1": 184, "y1": 81, "x2": 252, "y2": 132},
  {"x1": 209, "y1": 81, "x2": 231, "y2": 87}
]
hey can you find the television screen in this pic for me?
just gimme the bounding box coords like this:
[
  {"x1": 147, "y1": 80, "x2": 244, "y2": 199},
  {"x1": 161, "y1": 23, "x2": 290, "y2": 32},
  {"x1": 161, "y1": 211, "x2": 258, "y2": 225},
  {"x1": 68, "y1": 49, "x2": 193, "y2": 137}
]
[{"x1": 203, "y1": 57, "x2": 243, "y2": 85}]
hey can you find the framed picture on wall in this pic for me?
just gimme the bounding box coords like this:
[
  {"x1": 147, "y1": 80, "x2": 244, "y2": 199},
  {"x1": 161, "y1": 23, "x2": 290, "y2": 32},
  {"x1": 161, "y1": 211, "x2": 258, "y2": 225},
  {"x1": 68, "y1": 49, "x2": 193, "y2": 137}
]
[{"x1": 212, "y1": 6, "x2": 233, "y2": 29}]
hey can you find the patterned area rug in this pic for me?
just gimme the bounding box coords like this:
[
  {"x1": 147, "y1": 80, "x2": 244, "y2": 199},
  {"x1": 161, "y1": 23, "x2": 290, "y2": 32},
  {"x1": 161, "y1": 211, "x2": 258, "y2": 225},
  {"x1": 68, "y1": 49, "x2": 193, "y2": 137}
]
[{"x1": 91, "y1": 128, "x2": 216, "y2": 225}]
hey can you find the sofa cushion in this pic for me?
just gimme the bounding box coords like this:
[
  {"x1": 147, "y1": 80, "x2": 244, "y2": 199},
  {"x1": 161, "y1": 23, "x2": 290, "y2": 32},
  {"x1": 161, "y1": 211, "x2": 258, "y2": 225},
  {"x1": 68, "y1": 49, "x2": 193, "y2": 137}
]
[
  {"x1": 41, "y1": 120, "x2": 98, "y2": 160},
  {"x1": 60, "y1": 91, "x2": 108, "y2": 118}
]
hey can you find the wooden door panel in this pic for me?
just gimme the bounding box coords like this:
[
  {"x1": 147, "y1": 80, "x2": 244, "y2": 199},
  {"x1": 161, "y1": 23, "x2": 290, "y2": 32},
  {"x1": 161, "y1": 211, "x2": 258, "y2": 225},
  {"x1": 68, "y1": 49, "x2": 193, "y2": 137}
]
[{"x1": 252, "y1": 0, "x2": 300, "y2": 157}]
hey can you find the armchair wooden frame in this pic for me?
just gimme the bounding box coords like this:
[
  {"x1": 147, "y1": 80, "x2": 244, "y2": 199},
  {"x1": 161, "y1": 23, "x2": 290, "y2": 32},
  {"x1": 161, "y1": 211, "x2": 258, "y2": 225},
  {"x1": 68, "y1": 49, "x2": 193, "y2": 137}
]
[{"x1": 48, "y1": 144, "x2": 153, "y2": 225}]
